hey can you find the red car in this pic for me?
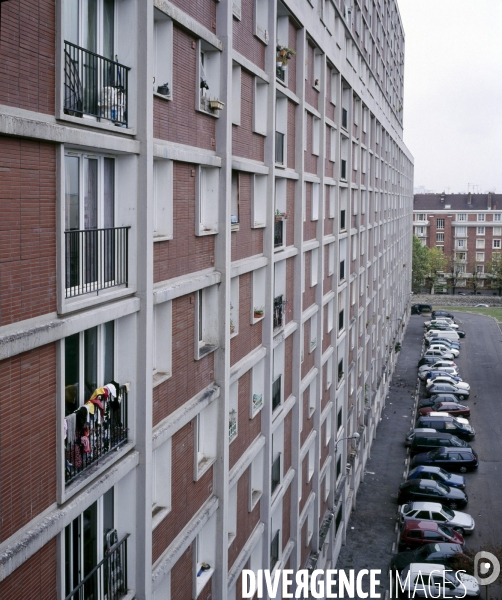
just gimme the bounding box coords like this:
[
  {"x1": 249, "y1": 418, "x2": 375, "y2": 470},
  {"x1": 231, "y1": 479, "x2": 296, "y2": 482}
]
[
  {"x1": 399, "y1": 519, "x2": 465, "y2": 551},
  {"x1": 419, "y1": 402, "x2": 470, "y2": 418}
]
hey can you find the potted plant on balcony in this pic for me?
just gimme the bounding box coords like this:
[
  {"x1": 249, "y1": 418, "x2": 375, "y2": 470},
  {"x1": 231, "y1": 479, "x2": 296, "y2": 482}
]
[
  {"x1": 276, "y1": 44, "x2": 296, "y2": 69},
  {"x1": 209, "y1": 98, "x2": 225, "y2": 111},
  {"x1": 254, "y1": 307, "x2": 264, "y2": 319},
  {"x1": 275, "y1": 209, "x2": 287, "y2": 221},
  {"x1": 230, "y1": 319, "x2": 235, "y2": 334}
]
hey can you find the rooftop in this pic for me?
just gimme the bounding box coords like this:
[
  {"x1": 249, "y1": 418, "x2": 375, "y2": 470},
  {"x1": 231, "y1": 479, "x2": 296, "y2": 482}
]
[{"x1": 414, "y1": 193, "x2": 502, "y2": 211}]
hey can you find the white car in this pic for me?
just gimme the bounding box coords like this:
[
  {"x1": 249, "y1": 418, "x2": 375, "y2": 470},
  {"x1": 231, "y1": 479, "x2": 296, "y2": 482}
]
[
  {"x1": 427, "y1": 344, "x2": 460, "y2": 358},
  {"x1": 418, "y1": 360, "x2": 457, "y2": 373},
  {"x1": 422, "y1": 349, "x2": 455, "y2": 361},
  {"x1": 425, "y1": 330, "x2": 460, "y2": 342},
  {"x1": 427, "y1": 413, "x2": 472, "y2": 428},
  {"x1": 399, "y1": 501, "x2": 475, "y2": 534},
  {"x1": 426, "y1": 376, "x2": 470, "y2": 391},
  {"x1": 425, "y1": 319, "x2": 459, "y2": 330},
  {"x1": 397, "y1": 564, "x2": 480, "y2": 598}
]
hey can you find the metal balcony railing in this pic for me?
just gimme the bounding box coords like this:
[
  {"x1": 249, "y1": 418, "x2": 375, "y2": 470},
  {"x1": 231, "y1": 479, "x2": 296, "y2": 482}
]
[
  {"x1": 274, "y1": 220, "x2": 284, "y2": 247},
  {"x1": 271, "y1": 454, "x2": 281, "y2": 494},
  {"x1": 65, "y1": 386, "x2": 128, "y2": 485},
  {"x1": 64, "y1": 41, "x2": 130, "y2": 126},
  {"x1": 65, "y1": 227, "x2": 130, "y2": 298},
  {"x1": 64, "y1": 533, "x2": 129, "y2": 600},
  {"x1": 273, "y1": 295, "x2": 285, "y2": 329},
  {"x1": 275, "y1": 131, "x2": 285, "y2": 165}
]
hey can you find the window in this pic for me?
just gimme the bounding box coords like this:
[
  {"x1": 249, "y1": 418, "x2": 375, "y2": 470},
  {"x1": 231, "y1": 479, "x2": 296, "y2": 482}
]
[
  {"x1": 337, "y1": 358, "x2": 344, "y2": 382},
  {"x1": 229, "y1": 381, "x2": 238, "y2": 442},
  {"x1": 477, "y1": 227, "x2": 485, "y2": 235},
  {"x1": 312, "y1": 182, "x2": 320, "y2": 220},
  {"x1": 310, "y1": 313, "x2": 317, "y2": 352},
  {"x1": 436, "y1": 233, "x2": 444, "y2": 243},
  {"x1": 195, "y1": 400, "x2": 218, "y2": 478},
  {"x1": 476, "y1": 253, "x2": 484, "y2": 262},
  {"x1": 494, "y1": 240, "x2": 501, "y2": 249},
  {"x1": 476, "y1": 239, "x2": 485, "y2": 249},
  {"x1": 198, "y1": 41, "x2": 222, "y2": 114},
  {"x1": 456, "y1": 239, "x2": 465, "y2": 249},
  {"x1": 312, "y1": 116, "x2": 321, "y2": 155},
  {"x1": 494, "y1": 214, "x2": 501, "y2": 222},
  {"x1": 153, "y1": 301, "x2": 172, "y2": 384},
  {"x1": 252, "y1": 174, "x2": 267, "y2": 228},
  {"x1": 153, "y1": 159, "x2": 173, "y2": 239},
  {"x1": 457, "y1": 213, "x2": 466, "y2": 221},
  {"x1": 330, "y1": 128, "x2": 336, "y2": 162},
  {"x1": 415, "y1": 226, "x2": 425, "y2": 236},
  {"x1": 233, "y1": 0, "x2": 242, "y2": 19},
  {"x1": 254, "y1": 77, "x2": 268, "y2": 135},
  {"x1": 311, "y1": 248, "x2": 319, "y2": 287},
  {"x1": 196, "y1": 166, "x2": 219, "y2": 235},
  {"x1": 455, "y1": 226, "x2": 467, "y2": 237},
  {"x1": 275, "y1": 96, "x2": 287, "y2": 166},
  {"x1": 476, "y1": 265, "x2": 484, "y2": 274},
  {"x1": 255, "y1": 0, "x2": 269, "y2": 43},
  {"x1": 252, "y1": 267, "x2": 266, "y2": 323},
  {"x1": 328, "y1": 242, "x2": 335, "y2": 275},
  {"x1": 230, "y1": 276, "x2": 239, "y2": 336},
  {"x1": 249, "y1": 446, "x2": 264, "y2": 509},
  {"x1": 251, "y1": 358, "x2": 265, "y2": 416},
  {"x1": 194, "y1": 513, "x2": 217, "y2": 596},
  {"x1": 436, "y1": 218, "x2": 445, "y2": 229},
  {"x1": 153, "y1": 9, "x2": 173, "y2": 99},
  {"x1": 195, "y1": 285, "x2": 219, "y2": 358},
  {"x1": 308, "y1": 377, "x2": 317, "y2": 416},
  {"x1": 326, "y1": 354, "x2": 333, "y2": 389},
  {"x1": 416, "y1": 213, "x2": 426, "y2": 221},
  {"x1": 313, "y1": 49, "x2": 322, "y2": 89},
  {"x1": 478, "y1": 214, "x2": 485, "y2": 221},
  {"x1": 231, "y1": 171, "x2": 240, "y2": 227},
  {"x1": 228, "y1": 485, "x2": 237, "y2": 545},
  {"x1": 493, "y1": 227, "x2": 502, "y2": 236},
  {"x1": 152, "y1": 439, "x2": 172, "y2": 524},
  {"x1": 232, "y1": 64, "x2": 241, "y2": 125}
]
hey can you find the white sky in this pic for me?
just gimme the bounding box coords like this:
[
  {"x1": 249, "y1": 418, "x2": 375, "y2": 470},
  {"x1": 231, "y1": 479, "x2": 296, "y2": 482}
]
[{"x1": 397, "y1": 0, "x2": 502, "y2": 194}]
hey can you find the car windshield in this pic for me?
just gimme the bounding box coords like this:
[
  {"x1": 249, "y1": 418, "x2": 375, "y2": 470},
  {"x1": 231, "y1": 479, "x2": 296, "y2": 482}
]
[
  {"x1": 439, "y1": 468, "x2": 451, "y2": 479},
  {"x1": 439, "y1": 524, "x2": 454, "y2": 537},
  {"x1": 436, "y1": 482, "x2": 450, "y2": 494},
  {"x1": 441, "y1": 506, "x2": 454, "y2": 518},
  {"x1": 450, "y1": 436, "x2": 464, "y2": 447}
]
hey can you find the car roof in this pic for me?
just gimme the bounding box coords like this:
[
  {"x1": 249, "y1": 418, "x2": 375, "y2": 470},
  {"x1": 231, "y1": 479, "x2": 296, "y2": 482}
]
[
  {"x1": 414, "y1": 432, "x2": 452, "y2": 438},
  {"x1": 404, "y1": 501, "x2": 444, "y2": 510},
  {"x1": 412, "y1": 466, "x2": 441, "y2": 473},
  {"x1": 404, "y1": 520, "x2": 440, "y2": 531},
  {"x1": 408, "y1": 563, "x2": 449, "y2": 574}
]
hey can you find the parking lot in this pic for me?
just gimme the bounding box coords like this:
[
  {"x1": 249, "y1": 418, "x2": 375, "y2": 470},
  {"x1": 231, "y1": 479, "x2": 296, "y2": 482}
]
[{"x1": 337, "y1": 310, "x2": 502, "y2": 597}]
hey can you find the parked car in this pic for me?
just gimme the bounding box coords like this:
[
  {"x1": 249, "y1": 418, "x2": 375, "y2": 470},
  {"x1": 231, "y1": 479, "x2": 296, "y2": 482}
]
[
  {"x1": 405, "y1": 428, "x2": 437, "y2": 447},
  {"x1": 418, "y1": 395, "x2": 461, "y2": 408},
  {"x1": 475, "y1": 303, "x2": 489, "y2": 308},
  {"x1": 418, "y1": 356, "x2": 447, "y2": 368},
  {"x1": 409, "y1": 432, "x2": 471, "y2": 456},
  {"x1": 425, "y1": 319, "x2": 459, "y2": 330},
  {"x1": 426, "y1": 383, "x2": 469, "y2": 400},
  {"x1": 412, "y1": 303, "x2": 432, "y2": 314},
  {"x1": 419, "y1": 402, "x2": 471, "y2": 418},
  {"x1": 425, "y1": 329, "x2": 460, "y2": 342},
  {"x1": 432, "y1": 310, "x2": 455, "y2": 320},
  {"x1": 410, "y1": 447, "x2": 478, "y2": 473},
  {"x1": 424, "y1": 370, "x2": 462, "y2": 383},
  {"x1": 425, "y1": 337, "x2": 461, "y2": 349},
  {"x1": 427, "y1": 344, "x2": 460, "y2": 357},
  {"x1": 456, "y1": 329, "x2": 466, "y2": 338},
  {"x1": 417, "y1": 415, "x2": 475, "y2": 440},
  {"x1": 418, "y1": 360, "x2": 457, "y2": 373},
  {"x1": 398, "y1": 521, "x2": 464, "y2": 551},
  {"x1": 422, "y1": 349, "x2": 455, "y2": 361},
  {"x1": 396, "y1": 563, "x2": 480, "y2": 598},
  {"x1": 425, "y1": 375, "x2": 469, "y2": 391},
  {"x1": 398, "y1": 479, "x2": 468, "y2": 509},
  {"x1": 419, "y1": 367, "x2": 459, "y2": 381},
  {"x1": 407, "y1": 466, "x2": 466, "y2": 490},
  {"x1": 399, "y1": 501, "x2": 475, "y2": 534},
  {"x1": 389, "y1": 543, "x2": 465, "y2": 574}
]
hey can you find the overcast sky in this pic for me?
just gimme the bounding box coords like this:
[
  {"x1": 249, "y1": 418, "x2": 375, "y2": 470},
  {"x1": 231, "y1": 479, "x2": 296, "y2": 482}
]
[{"x1": 397, "y1": 0, "x2": 502, "y2": 194}]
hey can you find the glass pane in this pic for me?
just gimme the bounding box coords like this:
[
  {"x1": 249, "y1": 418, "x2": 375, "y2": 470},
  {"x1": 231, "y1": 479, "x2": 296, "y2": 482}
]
[
  {"x1": 64, "y1": 0, "x2": 79, "y2": 47},
  {"x1": 83, "y1": 501, "x2": 98, "y2": 598},
  {"x1": 82, "y1": 0, "x2": 97, "y2": 53},
  {"x1": 103, "y1": 0, "x2": 115, "y2": 60},
  {"x1": 84, "y1": 158, "x2": 98, "y2": 229},
  {"x1": 65, "y1": 155, "x2": 80, "y2": 231},
  {"x1": 103, "y1": 487, "x2": 115, "y2": 545},
  {"x1": 65, "y1": 333, "x2": 80, "y2": 414},
  {"x1": 84, "y1": 327, "x2": 98, "y2": 400},
  {"x1": 103, "y1": 157, "x2": 115, "y2": 228},
  {"x1": 103, "y1": 321, "x2": 114, "y2": 384}
]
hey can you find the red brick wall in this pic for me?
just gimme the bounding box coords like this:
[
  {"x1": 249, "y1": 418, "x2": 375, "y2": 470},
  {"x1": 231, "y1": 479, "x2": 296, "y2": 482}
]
[
  {"x1": 153, "y1": 294, "x2": 215, "y2": 425},
  {"x1": 229, "y1": 370, "x2": 261, "y2": 470},
  {"x1": 170, "y1": 543, "x2": 212, "y2": 600},
  {"x1": 0, "y1": 344, "x2": 56, "y2": 541},
  {"x1": 231, "y1": 173, "x2": 264, "y2": 261},
  {"x1": 300, "y1": 521, "x2": 309, "y2": 567},
  {"x1": 228, "y1": 467, "x2": 260, "y2": 567},
  {"x1": 0, "y1": 538, "x2": 57, "y2": 600},
  {"x1": 0, "y1": 0, "x2": 55, "y2": 115},
  {"x1": 152, "y1": 422, "x2": 213, "y2": 563},
  {"x1": 153, "y1": 162, "x2": 214, "y2": 283},
  {"x1": 304, "y1": 113, "x2": 318, "y2": 175},
  {"x1": 232, "y1": 0, "x2": 265, "y2": 70},
  {"x1": 170, "y1": 0, "x2": 216, "y2": 35},
  {"x1": 232, "y1": 70, "x2": 265, "y2": 162},
  {"x1": 230, "y1": 273, "x2": 263, "y2": 367},
  {"x1": 287, "y1": 100, "x2": 296, "y2": 171},
  {"x1": 153, "y1": 27, "x2": 215, "y2": 150},
  {"x1": 0, "y1": 138, "x2": 56, "y2": 326},
  {"x1": 305, "y1": 44, "x2": 318, "y2": 110}
]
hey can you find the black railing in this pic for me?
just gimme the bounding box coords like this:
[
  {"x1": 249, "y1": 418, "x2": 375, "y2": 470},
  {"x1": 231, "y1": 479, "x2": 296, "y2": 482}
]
[
  {"x1": 273, "y1": 295, "x2": 284, "y2": 328},
  {"x1": 276, "y1": 67, "x2": 285, "y2": 81},
  {"x1": 342, "y1": 108, "x2": 348, "y2": 129},
  {"x1": 64, "y1": 534, "x2": 128, "y2": 600},
  {"x1": 275, "y1": 131, "x2": 285, "y2": 165},
  {"x1": 65, "y1": 227, "x2": 130, "y2": 298},
  {"x1": 274, "y1": 220, "x2": 284, "y2": 247},
  {"x1": 271, "y1": 454, "x2": 281, "y2": 494},
  {"x1": 272, "y1": 375, "x2": 282, "y2": 411},
  {"x1": 65, "y1": 386, "x2": 128, "y2": 485},
  {"x1": 64, "y1": 41, "x2": 130, "y2": 127},
  {"x1": 270, "y1": 530, "x2": 280, "y2": 570}
]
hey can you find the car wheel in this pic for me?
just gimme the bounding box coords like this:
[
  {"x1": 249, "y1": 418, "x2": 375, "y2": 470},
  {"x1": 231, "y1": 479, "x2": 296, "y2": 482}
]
[
  {"x1": 449, "y1": 501, "x2": 458, "y2": 509},
  {"x1": 459, "y1": 395, "x2": 465, "y2": 401},
  {"x1": 460, "y1": 467, "x2": 467, "y2": 473},
  {"x1": 453, "y1": 527, "x2": 464, "y2": 535}
]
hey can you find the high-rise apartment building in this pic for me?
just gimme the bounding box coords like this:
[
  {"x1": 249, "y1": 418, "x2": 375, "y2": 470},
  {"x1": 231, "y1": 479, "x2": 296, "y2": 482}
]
[
  {"x1": 0, "y1": 0, "x2": 413, "y2": 597},
  {"x1": 414, "y1": 193, "x2": 502, "y2": 291}
]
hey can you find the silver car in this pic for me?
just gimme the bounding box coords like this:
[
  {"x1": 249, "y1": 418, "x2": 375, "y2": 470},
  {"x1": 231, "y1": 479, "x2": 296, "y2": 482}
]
[{"x1": 399, "y1": 501, "x2": 475, "y2": 534}]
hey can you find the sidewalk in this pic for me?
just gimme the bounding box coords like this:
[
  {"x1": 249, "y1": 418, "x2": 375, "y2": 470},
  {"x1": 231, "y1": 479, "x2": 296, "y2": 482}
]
[{"x1": 336, "y1": 315, "x2": 425, "y2": 596}]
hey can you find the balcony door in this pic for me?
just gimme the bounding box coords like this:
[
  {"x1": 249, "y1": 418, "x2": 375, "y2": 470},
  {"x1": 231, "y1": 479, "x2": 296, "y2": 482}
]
[{"x1": 65, "y1": 153, "x2": 115, "y2": 293}]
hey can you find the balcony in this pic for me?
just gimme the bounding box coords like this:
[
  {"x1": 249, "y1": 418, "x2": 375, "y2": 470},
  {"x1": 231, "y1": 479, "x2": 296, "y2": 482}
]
[
  {"x1": 64, "y1": 533, "x2": 129, "y2": 600},
  {"x1": 275, "y1": 131, "x2": 285, "y2": 165},
  {"x1": 65, "y1": 227, "x2": 130, "y2": 299},
  {"x1": 274, "y1": 220, "x2": 284, "y2": 248},
  {"x1": 272, "y1": 375, "x2": 282, "y2": 412},
  {"x1": 64, "y1": 41, "x2": 130, "y2": 127},
  {"x1": 271, "y1": 454, "x2": 281, "y2": 494},
  {"x1": 65, "y1": 385, "x2": 129, "y2": 485},
  {"x1": 273, "y1": 295, "x2": 285, "y2": 329}
]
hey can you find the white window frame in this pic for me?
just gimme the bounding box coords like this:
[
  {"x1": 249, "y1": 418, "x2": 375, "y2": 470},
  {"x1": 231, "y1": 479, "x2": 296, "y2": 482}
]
[
  {"x1": 254, "y1": 0, "x2": 269, "y2": 43},
  {"x1": 312, "y1": 182, "x2": 320, "y2": 220},
  {"x1": 327, "y1": 298, "x2": 334, "y2": 333},
  {"x1": 230, "y1": 276, "x2": 239, "y2": 338},
  {"x1": 249, "y1": 446, "x2": 264, "y2": 510},
  {"x1": 228, "y1": 484, "x2": 238, "y2": 545},
  {"x1": 494, "y1": 214, "x2": 501, "y2": 222},
  {"x1": 153, "y1": 159, "x2": 173, "y2": 240},
  {"x1": 326, "y1": 354, "x2": 333, "y2": 389},
  {"x1": 194, "y1": 400, "x2": 218, "y2": 480},
  {"x1": 196, "y1": 166, "x2": 219, "y2": 235},
  {"x1": 197, "y1": 40, "x2": 222, "y2": 116},
  {"x1": 493, "y1": 227, "x2": 502, "y2": 236},
  {"x1": 477, "y1": 226, "x2": 485, "y2": 235},
  {"x1": 476, "y1": 239, "x2": 485, "y2": 249},
  {"x1": 493, "y1": 239, "x2": 502, "y2": 249},
  {"x1": 478, "y1": 213, "x2": 486, "y2": 222},
  {"x1": 436, "y1": 233, "x2": 444, "y2": 243},
  {"x1": 310, "y1": 313, "x2": 317, "y2": 353},
  {"x1": 311, "y1": 248, "x2": 319, "y2": 287},
  {"x1": 232, "y1": 63, "x2": 241, "y2": 125},
  {"x1": 436, "y1": 218, "x2": 445, "y2": 230},
  {"x1": 312, "y1": 116, "x2": 321, "y2": 155},
  {"x1": 153, "y1": 301, "x2": 172, "y2": 386},
  {"x1": 476, "y1": 252, "x2": 485, "y2": 262},
  {"x1": 152, "y1": 438, "x2": 172, "y2": 528},
  {"x1": 153, "y1": 10, "x2": 173, "y2": 100},
  {"x1": 251, "y1": 358, "x2": 265, "y2": 416},
  {"x1": 251, "y1": 174, "x2": 267, "y2": 228},
  {"x1": 195, "y1": 285, "x2": 219, "y2": 359},
  {"x1": 194, "y1": 513, "x2": 217, "y2": 597},
  {"x1": 457, "y1": 213, "x2": 466, "y2": 221},
  {"x1": 253, "y1": 77, "x2": 268, "y2": 135},
  {"x1": 328, "y1": 242, "x2": 335, "y2": 275}
]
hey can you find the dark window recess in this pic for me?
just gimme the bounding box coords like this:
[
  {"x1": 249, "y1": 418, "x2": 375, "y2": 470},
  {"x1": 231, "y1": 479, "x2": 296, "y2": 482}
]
[
  {"x1": 273, "y1": 295, "x2": 284, "y2": 328},
  {"x1": 275, "y1": 131, "x2": 285, "y2": 165},
  {"x1": 276, "y1": 67, "x2": 285, "y2": 82},
  {"x1": 272, "y1": 376, "x2": 282, "y2": 411},
  {"x1": 342, "y1": 108, "x2": 348, "y2": 129},
  {"x1": 270, "y1": 529, "x2": 280, "y2": 570},
  {"x1": 271, "y1": 454, "x2": 281, "y2": 493},
  {"x1": 336, "y1": 455, "x2": 342, "y2": 479},
  {"x1": 337, "y1": 408, "x2": 342, "y2": 431},
  {"x1": 274, "y1": 220, "x2": 284, "y2": 248},
  {"x1": 340, "y1": 209, "x2": 346, "y2": 230},
  {"x1": 338, "y1": 360, "x2": 343, "y2": 381},
  {"x1": 341, "y1": 160, "x2": 347, "y2": 180},
  {"x1": 339, "y1": 260, "x2": 345, "y2": 281},
  {"x1": 64, "y1": 41, "x2": 130, "y2": 127},
  {"x1": 338, "y1": 309, "x2": 344, "y2": 331},
  {"x1": 335, "y1": 505, "x2": 343, "y2": 533}
]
